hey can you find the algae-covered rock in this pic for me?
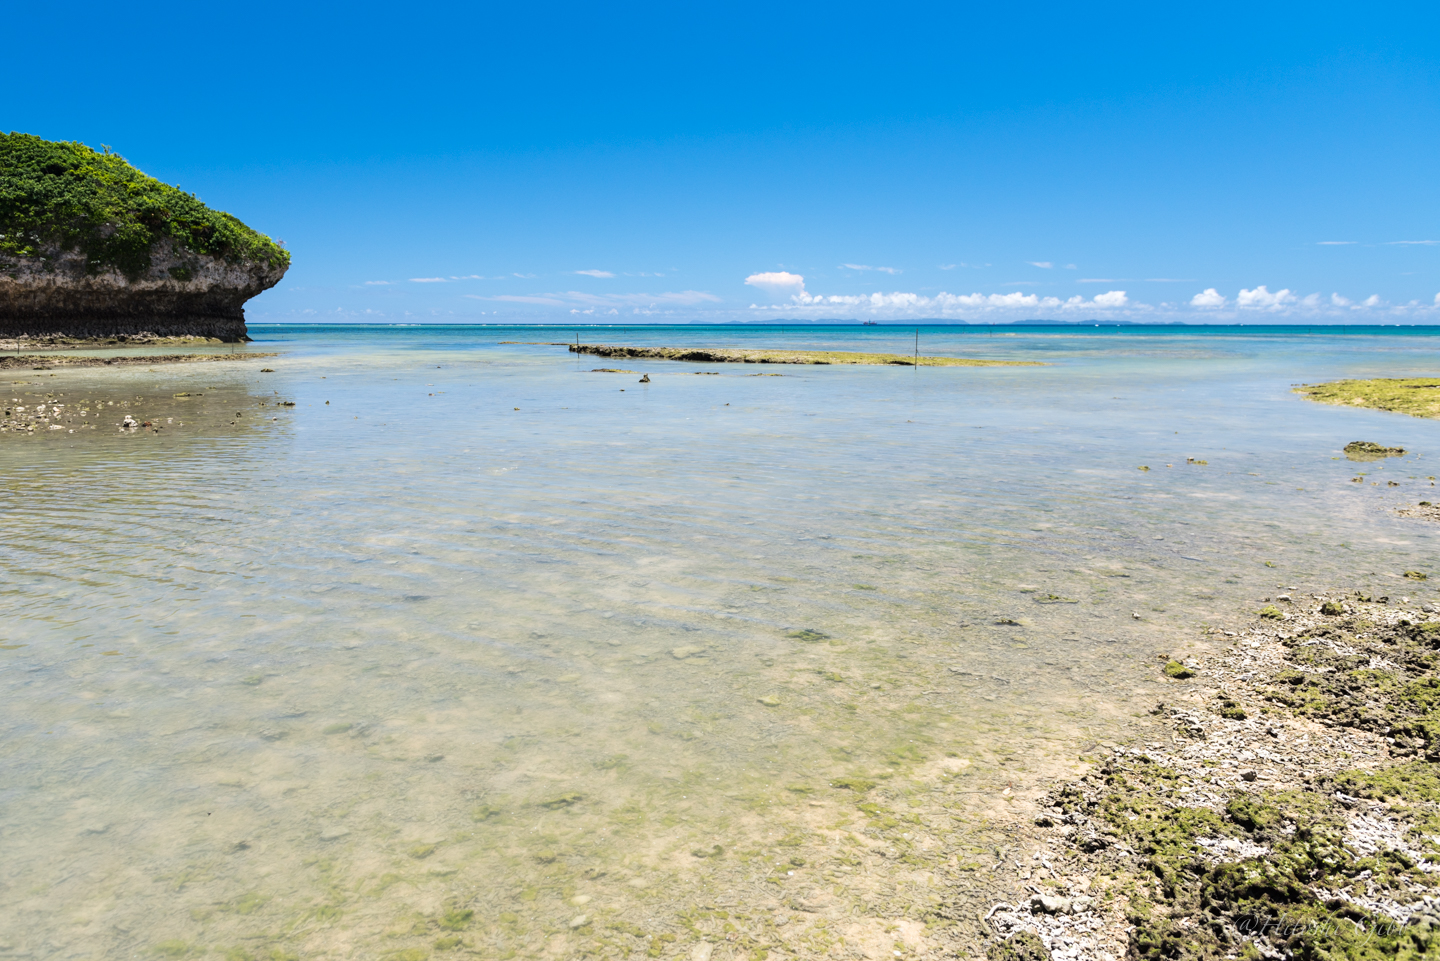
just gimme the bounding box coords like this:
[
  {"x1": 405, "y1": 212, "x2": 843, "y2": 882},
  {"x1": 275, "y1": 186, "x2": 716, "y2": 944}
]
[
  {"x1": 1344, "y1": 440, "x2": 1407, "y2": 460},
  {"x1": 1162, "y1": 660, "x2": 1196, "y2": 679},
  {"x1": 986, "y1": 930, "x2": 1051, "y2": 960},
  {"x1": 0, "y1": 133, "x2": 289, "y2": 341},
  {"x1": 1298, "y1": 376, "x2": 1440, "y2": 420}
]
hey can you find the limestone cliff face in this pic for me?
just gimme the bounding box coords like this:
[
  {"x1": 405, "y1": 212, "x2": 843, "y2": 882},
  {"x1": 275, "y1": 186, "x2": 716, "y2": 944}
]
[{"x1": 0, "y1": 239, "x2": 287, "y2": 341}]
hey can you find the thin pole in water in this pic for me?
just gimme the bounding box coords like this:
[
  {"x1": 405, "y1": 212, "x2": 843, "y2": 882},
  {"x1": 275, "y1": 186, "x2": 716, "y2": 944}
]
[{"x1": 914, "y1": 328, "x2": 919, "y2": 368}]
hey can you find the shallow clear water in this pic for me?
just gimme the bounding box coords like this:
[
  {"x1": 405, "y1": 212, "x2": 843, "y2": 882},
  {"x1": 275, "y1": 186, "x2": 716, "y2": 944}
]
[{"x1": 3, "y1": 324, "x2": 1439, "y2": 960}]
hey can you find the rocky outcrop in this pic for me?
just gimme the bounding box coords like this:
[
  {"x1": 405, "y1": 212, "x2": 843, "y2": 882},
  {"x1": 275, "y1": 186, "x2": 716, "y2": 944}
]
[
  {"x1": 0, "y1": 238, "x2": 286, "y2": 342},
  {"x1": 0, "y1": 133, "x2": 290, "y2": 342}
]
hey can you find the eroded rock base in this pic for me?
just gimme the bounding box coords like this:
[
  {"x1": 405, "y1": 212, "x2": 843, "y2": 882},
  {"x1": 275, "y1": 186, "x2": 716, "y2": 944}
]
[{"x1": 0, "y1": 316, "x2": 248, "y2": 343}]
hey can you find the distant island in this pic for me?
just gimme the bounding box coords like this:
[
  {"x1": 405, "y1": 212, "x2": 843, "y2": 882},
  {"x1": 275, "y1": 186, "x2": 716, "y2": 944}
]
[{"x1": 0, "y1": 133, "x2": 289, "y2": 343}]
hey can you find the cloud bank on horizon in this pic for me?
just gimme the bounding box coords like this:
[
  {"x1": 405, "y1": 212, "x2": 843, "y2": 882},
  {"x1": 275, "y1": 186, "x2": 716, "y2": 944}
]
[
  {"x1": 313, "y1": 269, "x2": 1440, "y2": 323},
  {"x1": 739, "y1": 272, "x2": 1435, "y2": 320}
]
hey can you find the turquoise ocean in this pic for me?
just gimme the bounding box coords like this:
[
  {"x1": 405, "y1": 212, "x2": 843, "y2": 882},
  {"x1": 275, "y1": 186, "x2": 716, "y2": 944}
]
[{"x1": 3, "y1": 323, "x2": 1438, "y2": 959}]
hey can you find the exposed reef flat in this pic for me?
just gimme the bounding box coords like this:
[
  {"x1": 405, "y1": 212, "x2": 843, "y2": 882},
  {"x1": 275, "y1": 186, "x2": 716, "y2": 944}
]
[
  {"x1": 1296, "y1": 377, "x2": 1440, "y2": 419},
  {"x1": 0, "y1": 134, "x2": 288, "y2": 342},
  {"x1": 0, "y1": 333, "x2": 234, "y2": 351},
  {"x1": 988, "y1": 592, "x2": 1440, "y2": 961},
  {"x1": 0, "y1": 352, "x2": 276, "y2": 371},
  {"x1": 569, "y1": 344, "x2": 1043, "y2": 367},
  {"x1": 3, "y1": 380, "x2": 296, "y2": 436}
]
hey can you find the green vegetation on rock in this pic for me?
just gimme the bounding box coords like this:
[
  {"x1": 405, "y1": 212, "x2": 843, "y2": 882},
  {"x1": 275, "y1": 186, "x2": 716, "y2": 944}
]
[
  {"x1": 0, "y1": 132, "x2": 289, "y2": 280},
  {"x1": 1162, "y1": 660, "x2": 1196, "y2": 679}
]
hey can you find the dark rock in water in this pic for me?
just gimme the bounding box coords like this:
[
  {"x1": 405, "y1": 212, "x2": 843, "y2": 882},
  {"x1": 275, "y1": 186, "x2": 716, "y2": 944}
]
[
  {"x1": 0, "y1": 134, "x2": 289, "y2": 342},
  {"x1": 1344, "y1": 440, "x2": 1405, "y2": 461}
]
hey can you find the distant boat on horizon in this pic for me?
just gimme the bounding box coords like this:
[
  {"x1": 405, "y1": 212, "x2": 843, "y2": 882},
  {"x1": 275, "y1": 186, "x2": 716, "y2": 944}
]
[{"x1": 861, "y1": 320, "x2": 878, "y2": 325}]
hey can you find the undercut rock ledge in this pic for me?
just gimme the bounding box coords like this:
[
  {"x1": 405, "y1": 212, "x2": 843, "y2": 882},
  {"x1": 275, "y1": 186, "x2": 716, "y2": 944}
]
[{"x1": 0, "y1": 241, "x2": 285, "y2": 342}]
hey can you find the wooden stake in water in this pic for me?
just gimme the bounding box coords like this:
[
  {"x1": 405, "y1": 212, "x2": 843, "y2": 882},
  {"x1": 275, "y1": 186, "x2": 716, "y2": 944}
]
[{"x1": 914, "y1": 328, "x2": 919, "y2": 368}]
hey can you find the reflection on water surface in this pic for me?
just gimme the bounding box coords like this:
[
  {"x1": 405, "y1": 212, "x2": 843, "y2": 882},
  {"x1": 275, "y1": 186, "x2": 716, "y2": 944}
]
[{"x1": 2, "y1": 325, "x2": 1438, "y2": 959}]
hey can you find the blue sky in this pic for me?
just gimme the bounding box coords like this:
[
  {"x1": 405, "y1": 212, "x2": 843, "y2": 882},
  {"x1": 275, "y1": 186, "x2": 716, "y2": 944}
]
[{"x1": 12, "y1": 1, "x2": 1440, "y2": 322}]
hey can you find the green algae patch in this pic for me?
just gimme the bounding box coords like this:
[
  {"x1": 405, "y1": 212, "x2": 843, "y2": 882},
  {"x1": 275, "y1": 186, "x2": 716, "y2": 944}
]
[
  {"x1": 1042, "y1": 749, "x2": 1440, "y2": 960},
  {"x1": 987, "y1": 930, "x2": 1050, "y2": 960},
  {"x1": 438, "y1": 908, "x2": 474, "y2": 931},
  {"x1": 829, "y1": 776, "x2": 877, "y2": 792},
  {"x1": 569, "y1": 344, "x2": 1043, "y2": 367},
  {"x1": 1162, "y1": 660, "x2": 1195, "y2": 679},
  {"x1": 1296, "y1": 376, "x2": 1440, "y2": 421},
  {"x1": 1334, "y1": 761, "x2": 1440, "y2": 802}
]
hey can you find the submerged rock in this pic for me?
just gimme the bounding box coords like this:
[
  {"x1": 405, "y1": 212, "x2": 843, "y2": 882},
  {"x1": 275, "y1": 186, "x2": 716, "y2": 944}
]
[
  {"x1": 0, "y1": 134, "x2": 289, "y2": 342},
  {"x1": 1343, "y1": 440, "x2": 1406, "y2": 461}
]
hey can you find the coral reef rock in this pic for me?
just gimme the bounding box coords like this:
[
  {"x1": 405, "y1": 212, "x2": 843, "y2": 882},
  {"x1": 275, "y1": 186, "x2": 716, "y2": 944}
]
[{"x1": 0, "y1": 133, "x2": 289, "y2": 342}]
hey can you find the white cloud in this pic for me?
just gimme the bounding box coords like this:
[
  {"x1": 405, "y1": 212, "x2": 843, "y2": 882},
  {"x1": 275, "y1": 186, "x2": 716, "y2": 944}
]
[
  {"x1": 469, "y1": 290, "x2": 719, "y2": 308},
  {"x1": 840, "y1": 264, "x2": 901, "y2": 274},
  {"x1": 1434, "y1": 293, "x2": 1440, "y2": 306},
  {"x1": 574, "y1": 269, "x2": 615, "y2": 278},
  {"x1": 513, "y1": 272, "x2": 537, "y2": 279},
  {"x1": 1064, "y1": 264, "x2": 1077, "y2": 269},
  {"x1": 1331, "y1": 293, "x2": 1352, "y2": 307},
  {"x1": 1317, "y1": 241, "x2": 1356, "y2": 245},
  {"x1": 476, "y1": 294, "x2": 568, "y2": 306},
  {"x1": 1387, "y1": 240, "x2": 1439, "y2": 246},
  {"x1": 1078, "y1": 278, "x2": 1128, "y2": 283},
  {"x1": 1190, "y1": 288, "x2": 1226, "y2": 308},
  {"x1": 987, "y1": 291, "x2": 1041, "y2": 307},
  {"x1": 410, "y1": 277, "x2": 447, "y2": 283},
  {"x1": 1360, "y1": 294, "x2": 1382, "y2": 307},
  {"x1": 364, "y1": 280, "x2": 393, "y2": 285},
  {"x1": 1028, "y1": 261, "x2": 1054, "y2": 269},
  {"x1": 562, "y1": 290, "x2": 721, "y2": 307},
  {"x1": 745, "y1": 271, "x2": 807, "y2": 300},
  {"x1": 746, "y1": 285, "x2": 1144, "y2": 316},
  {"x1": 938, "y1": 264, "x2": 957, "y2": 270},
  {"x1": 1237, "y1": 285, "x2": 1295, "y2": 309}
]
